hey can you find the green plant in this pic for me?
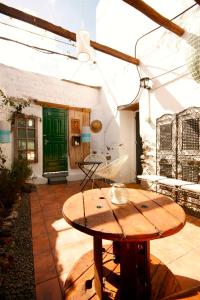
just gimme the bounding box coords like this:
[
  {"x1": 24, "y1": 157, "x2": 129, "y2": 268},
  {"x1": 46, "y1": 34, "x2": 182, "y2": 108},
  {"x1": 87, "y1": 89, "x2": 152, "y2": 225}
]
[
  {"x1": 0, "y1": 147, "x2": 32, "y2": 277},
  {"x1": 0, "y1": 147, "x2": 32, "y2": 209},
  {"x1": 0, "y1": 148, "x2": 15, "y2": 209},
  {"x1": 0, "y1": 148, "x2": 6, "y2": 170},
  {"x1": 0, "y1": 89, "x2": 30, "y2": 114},
  {"x1": 0, "y1": 235, "x2": 15, "y2": 273},
  {"x1": 0, "y1": 168, "x2": 17, "y2": 209},
  {"x1": 11, "y1": 158, "x2": 32, "y2": 186}
]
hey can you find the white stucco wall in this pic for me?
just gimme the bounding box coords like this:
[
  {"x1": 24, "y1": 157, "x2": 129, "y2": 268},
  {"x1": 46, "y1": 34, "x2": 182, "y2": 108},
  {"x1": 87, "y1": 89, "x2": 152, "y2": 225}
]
[
  {"x1": 0, "y1": 63, "x2": 106, "y2": 183},
  {"x1": 120, "y1": 111, "x2": 136, "y2": 182},
  {"x1": 0, "y1": 63, "x2": 101, "y2": 107},
  {"x1": 133, "y1": 4, "x2": 200, "y2": 173},
  {"x1": 96, "y1": 0, "x2": 200, "y2": 178}
]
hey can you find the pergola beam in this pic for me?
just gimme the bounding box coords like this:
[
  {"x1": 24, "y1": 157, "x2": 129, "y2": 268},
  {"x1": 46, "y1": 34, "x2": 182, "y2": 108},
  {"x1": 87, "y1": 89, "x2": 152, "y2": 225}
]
[
  {"x1": 123, "y1": 0, "x2": 185, "y2": 37},
  {"x1": 0, "y1": 3, "x2": 139, "y2": 65}
]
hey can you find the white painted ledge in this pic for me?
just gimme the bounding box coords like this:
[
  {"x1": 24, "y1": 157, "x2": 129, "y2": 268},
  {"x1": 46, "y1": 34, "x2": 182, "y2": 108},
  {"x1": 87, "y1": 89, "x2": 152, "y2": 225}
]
[{"x1": 67, "y1": 169, "x2": 85, "y2": 181}]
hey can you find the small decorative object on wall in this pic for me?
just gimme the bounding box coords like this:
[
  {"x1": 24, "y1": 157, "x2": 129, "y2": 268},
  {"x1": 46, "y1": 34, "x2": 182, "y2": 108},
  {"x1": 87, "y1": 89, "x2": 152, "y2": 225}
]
[
  {"x1": 0, "y1": 120, "x2": 10, "y2": 143},
  {"x1": 71, "y1": 119, "x2": 80, "y2": 134},
  {"x1": 81, "y1": 126, "x2": 91, "y2": 143},
  {"x1": 90, "y1": 120, "x2": 102, "y2": 133},
  {"x1": 71, "y1": 136, "x2": 81, "y2": 147}
]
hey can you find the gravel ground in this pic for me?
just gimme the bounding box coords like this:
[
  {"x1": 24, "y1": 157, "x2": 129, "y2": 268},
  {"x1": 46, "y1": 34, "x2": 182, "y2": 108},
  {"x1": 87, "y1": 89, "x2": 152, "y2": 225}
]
[{"x1": 0, "y1": 193, "x2": 35, "y2": 300}]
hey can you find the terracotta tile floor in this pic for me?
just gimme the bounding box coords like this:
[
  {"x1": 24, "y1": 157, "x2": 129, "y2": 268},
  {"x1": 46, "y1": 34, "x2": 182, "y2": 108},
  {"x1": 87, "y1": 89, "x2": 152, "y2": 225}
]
[{"x1": 30, "y1": 181, "x2": 200, "y2": 299}]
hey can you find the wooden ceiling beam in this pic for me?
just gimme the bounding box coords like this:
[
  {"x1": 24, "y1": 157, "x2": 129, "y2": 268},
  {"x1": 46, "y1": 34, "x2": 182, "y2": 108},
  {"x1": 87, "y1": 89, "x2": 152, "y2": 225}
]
[
  {"x1": 34, "y1": 100, "x2": 91, "y2": 112},
  {"x1": 123, "y1": 0, "x2": 185, "y2": 37},
  {"x1": 194, "y1": 0, "x2": 200, "y2": 4},
  {"x1": 0, "y1": 3, "x2": 139, "y2": 65},
  {"x1": 118, "y1": 102, "x2": 139, "y2": 111}
]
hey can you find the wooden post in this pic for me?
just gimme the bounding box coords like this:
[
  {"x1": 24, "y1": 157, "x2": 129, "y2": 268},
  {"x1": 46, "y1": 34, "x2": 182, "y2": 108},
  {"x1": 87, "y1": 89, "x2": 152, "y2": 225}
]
[
  {"x1": 113, "y1": 241, "x2": 120, "y2": 263},
  {"x1": 120, "y1": 241, "x2": 151, "y2": 300},
  {"x1": 93, "y1": 237, "x2": 103, "y2": 300}
]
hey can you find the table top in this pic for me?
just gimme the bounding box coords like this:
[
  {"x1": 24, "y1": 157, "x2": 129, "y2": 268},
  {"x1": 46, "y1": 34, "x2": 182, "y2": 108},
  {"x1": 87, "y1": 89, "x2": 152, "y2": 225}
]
[{"x1": 62, "y1": 187, "x2": 186, "y2": 242}]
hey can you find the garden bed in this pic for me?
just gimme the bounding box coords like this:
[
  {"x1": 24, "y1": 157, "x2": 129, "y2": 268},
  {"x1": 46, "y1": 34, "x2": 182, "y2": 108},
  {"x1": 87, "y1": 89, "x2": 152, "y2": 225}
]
[{"x1": 0, "y1": 192, "x2": 35, "y2": 299}]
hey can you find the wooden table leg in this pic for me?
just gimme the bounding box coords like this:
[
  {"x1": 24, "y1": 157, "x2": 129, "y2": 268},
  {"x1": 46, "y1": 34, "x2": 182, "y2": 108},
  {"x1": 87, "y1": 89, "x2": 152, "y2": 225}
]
[
  {"x1": 113, "y1": 241, "x2": 120, "y2": 263},
  {"x1": 93, "y1": 237, "x2": 103, "y2": 300},
  {"x1": 120, "y1": 241, "x2": 151, "y2": 300}
]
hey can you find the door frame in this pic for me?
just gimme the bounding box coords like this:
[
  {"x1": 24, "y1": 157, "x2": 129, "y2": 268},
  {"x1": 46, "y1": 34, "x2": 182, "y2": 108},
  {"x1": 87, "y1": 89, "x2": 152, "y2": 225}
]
[
  {"x1": 42, "y1": 107, "x2": 68, "y2": 173},
  {"x1": 135, "y1": 111, "x2": 143, "y2": 180}
]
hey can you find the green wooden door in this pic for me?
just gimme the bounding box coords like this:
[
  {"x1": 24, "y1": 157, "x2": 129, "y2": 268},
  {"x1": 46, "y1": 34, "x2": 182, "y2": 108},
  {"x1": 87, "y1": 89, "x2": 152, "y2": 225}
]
[{"x1": 43, "y1": 108, "x2": 68, "y2": 173}]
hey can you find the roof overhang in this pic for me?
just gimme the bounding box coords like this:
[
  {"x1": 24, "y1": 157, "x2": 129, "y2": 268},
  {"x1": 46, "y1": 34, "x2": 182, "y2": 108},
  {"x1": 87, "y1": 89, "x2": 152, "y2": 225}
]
[{"x1": 118, "y1": 101, "x2": 139, "y2": 112}]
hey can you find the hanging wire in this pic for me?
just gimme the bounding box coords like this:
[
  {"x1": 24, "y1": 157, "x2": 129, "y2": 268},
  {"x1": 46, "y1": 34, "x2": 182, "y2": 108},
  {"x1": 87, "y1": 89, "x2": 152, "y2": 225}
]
[
  {"x1": 117, "y1": 2, "x2": 198, "y2": 110},
  {"x1": 0, "y1": 20, "x2": 76, "y2": 47},
  {"x1": 0, "y1": 35, "x2": 77, "y2": 59},
  {"x1": 94, "y1": 61, "x2": 120, "y2": 152},
  {"x1": 150, "y1": 64, "x2": 186, "y2": 80},
  {"x1": 68, "y1": 61, "x2": 84, "y2": 81},
  {"x1": 152, "y1": 71, "x2": 190, "y2": 91},
  {"x1": 135, "y1": 3, "x2": 197, "y2": 79}
]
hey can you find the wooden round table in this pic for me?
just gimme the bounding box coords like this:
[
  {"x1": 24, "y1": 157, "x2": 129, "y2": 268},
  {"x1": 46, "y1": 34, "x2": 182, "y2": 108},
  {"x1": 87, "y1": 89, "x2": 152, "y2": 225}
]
[{"x1": 62, "y1": 187, "x2": 186, "y2": 300}]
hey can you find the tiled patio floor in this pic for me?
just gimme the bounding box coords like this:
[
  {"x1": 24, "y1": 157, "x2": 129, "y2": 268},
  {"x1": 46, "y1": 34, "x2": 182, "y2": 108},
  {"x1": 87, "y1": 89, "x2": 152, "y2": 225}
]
[{"x1": 30, "y1": 181, "x2": 200, "y2": 300}]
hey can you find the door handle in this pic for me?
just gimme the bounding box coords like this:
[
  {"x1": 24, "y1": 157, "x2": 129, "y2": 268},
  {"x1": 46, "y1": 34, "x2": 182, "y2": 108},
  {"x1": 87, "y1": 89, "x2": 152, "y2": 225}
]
[{"x1": 44, "y1": 139, "x2": 48, "y2": 145}]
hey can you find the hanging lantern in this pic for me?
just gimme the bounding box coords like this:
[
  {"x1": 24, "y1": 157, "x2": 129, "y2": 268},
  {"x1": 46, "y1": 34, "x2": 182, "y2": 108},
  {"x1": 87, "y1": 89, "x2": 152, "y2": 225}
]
[
  {"x1": 140, "y1": 77, "x2": 152, "y2": 89},
  {"x1": 81, "y1": 126, "x2": 91, "y2": 143},
  {"x1": 76, "y1": 30, "x2": 91, "y2": 62},
  {"x1": 0, "y1": 120, "x2": 10, "y2": 143}
]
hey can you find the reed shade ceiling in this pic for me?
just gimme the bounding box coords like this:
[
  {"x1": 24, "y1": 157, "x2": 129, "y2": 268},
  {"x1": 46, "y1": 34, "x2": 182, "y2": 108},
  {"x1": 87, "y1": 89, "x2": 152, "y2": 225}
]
[{"x1": 0, "y1": 3, "x2": 139, "y2": 65}]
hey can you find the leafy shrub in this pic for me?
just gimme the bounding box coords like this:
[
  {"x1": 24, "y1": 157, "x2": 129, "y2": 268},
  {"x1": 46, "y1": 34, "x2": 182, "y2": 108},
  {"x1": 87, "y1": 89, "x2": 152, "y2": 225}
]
[
  {"x1": 0, "y1": 148, "x2": 32, "y2": 210},
  {"x1": 0, "y1": 168, "x2": 17, "y2": 209},
  {"x1": 11, "y1": 158, "x2": 32, "y2": 187},
  {"x1": 0, "y1": 148, "x2": 6, "y2": 169},
  {"x1": 0, "y1": 89, "x2": 30, "y2": 114}
]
